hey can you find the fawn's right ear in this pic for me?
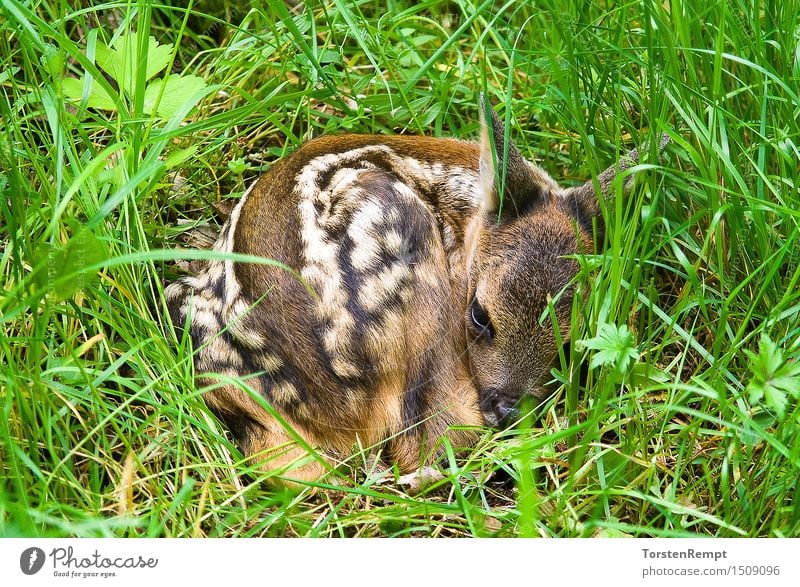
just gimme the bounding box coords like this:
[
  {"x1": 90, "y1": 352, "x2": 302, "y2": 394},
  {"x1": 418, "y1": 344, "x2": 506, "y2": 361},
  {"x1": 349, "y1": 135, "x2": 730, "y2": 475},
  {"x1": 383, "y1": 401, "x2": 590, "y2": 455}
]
[
  {"x1": 478, "y1": 94, "x2": 559, "y2": 220},
  {"x1": 561, "y1": 134, "x2": 671, "y2": 231}
]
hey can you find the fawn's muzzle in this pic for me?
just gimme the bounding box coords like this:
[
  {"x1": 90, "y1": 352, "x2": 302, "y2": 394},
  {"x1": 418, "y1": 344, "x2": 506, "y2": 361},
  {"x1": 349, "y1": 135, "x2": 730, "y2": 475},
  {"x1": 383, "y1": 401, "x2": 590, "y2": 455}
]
[{"x1": 479, "y1": 388, "x2": 521, "y2": 428}]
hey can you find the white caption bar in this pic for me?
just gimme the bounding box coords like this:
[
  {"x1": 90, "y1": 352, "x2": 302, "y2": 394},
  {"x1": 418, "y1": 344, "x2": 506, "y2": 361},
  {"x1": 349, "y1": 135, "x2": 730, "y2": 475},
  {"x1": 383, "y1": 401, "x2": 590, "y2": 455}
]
[{"x1": 2, "y1": 538, "x2": 798, "y2": 586}]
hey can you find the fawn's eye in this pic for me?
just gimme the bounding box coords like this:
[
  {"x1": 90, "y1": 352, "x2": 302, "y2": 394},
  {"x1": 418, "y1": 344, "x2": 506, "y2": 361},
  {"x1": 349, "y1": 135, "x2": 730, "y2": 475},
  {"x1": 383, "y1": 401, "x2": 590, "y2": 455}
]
[{"x1": 469, "y1": 298, "x2": 495, "y2": 339}]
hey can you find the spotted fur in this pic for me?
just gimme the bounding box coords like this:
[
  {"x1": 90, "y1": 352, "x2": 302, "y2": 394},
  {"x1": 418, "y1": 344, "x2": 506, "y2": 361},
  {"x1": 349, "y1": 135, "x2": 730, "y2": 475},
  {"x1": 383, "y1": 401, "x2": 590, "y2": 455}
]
[{"x1": 165, "y1": 103, "x2": 666, "y2": 485}]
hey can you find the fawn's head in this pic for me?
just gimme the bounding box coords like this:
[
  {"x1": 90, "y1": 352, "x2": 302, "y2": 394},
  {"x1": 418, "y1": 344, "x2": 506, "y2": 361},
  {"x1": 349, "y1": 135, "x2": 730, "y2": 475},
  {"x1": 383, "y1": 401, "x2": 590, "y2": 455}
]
[{"x1": 465, "y1": 100, "x2": 667, "y2": 426}]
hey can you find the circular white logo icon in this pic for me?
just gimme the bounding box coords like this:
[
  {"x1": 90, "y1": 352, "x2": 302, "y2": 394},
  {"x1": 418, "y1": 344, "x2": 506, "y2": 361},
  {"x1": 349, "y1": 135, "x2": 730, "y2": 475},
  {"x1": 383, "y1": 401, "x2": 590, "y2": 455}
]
[{"x1": 20, "y1": 547, "x2": 46, "y2": 575}]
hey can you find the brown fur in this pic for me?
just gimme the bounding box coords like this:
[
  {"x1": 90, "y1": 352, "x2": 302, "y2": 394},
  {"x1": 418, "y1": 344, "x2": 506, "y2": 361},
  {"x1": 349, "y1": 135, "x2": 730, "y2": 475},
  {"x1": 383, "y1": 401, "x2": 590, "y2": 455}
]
[{"x1": 165, "y1": 102, "x2": 666, "y2": 486}]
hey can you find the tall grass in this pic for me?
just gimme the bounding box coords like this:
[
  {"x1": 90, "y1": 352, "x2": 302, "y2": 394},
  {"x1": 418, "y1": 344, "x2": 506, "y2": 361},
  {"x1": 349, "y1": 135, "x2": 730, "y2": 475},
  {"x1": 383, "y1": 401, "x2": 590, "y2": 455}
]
[{"x1": 1, "y1": 0, "x2": 798, "y2": 537}]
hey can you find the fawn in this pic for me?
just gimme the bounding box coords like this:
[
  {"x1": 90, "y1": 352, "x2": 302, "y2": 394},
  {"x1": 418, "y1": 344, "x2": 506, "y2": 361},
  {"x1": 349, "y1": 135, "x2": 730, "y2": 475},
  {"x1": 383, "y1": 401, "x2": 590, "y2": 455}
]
[{"x1": 166, "y1": 99, "x2": 665, "y2": 486}]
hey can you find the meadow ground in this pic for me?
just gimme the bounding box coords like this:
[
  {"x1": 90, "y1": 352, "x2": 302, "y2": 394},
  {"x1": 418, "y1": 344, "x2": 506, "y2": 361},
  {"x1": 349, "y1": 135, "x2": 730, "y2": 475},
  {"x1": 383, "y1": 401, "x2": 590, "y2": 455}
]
[{"x1": 1, "y1": 0, "x2": 799, "y2": 537}]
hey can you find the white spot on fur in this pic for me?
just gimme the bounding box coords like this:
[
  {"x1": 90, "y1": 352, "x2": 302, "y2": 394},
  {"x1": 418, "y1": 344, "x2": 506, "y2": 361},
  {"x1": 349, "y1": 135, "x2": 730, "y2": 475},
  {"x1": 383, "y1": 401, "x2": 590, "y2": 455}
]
[
  {"x1": 205, "y1": 336, "x2": 243, "y2": 368},
  {"x1": 258, "y1": 354, "x2": 283, "y2": 373},
  {"x1": 323, "y1": 307, "x2": 355, "y2": 353},
  {"x1": 358, "y1": 263, "x2": 412, "y2": 312},
  {"x1": 301, "y1": 264, "x2": 325, "y2": 285},
  {"x1": 184, "y1": 293, "x2": 222, "y2": 331},
  {"x1": 298, "y1": 198, "x2": 339, "y2": 267},
  {"x1": 383, "y1": 230, "x2": 404, "y2": 256},
  {"x1": 223, "y1": 298, "x2": 266, "y2": 348},
  {"x1": 400, "y1": 156, "x2": 440, "y2": 189},
  {"x1": 351, "y1": 198, "x2": 385, "y2": 231},
  {"x1": 331, "y1": 356, "x2": 361, "y2": 379},
  {"x1": 391, "y1": 180, "x2": 422, "y2": 204},
  {"x1": 328, "y1": 167, "x2": 361, "y2": 195},
  {"x1": 350, "y1": 237, "x2": 380, "y2": 271},
  {"x1": 319, "y1": 267, "x2": 345, "y2": 313},
  {"x1": 228, "y1": 298, "x2": 250, "y2": 318},
  {"x1": 398, "y1": 285, "x2": 414, "y2": 304},
  {"x1": 227, "y1": 311, "x2": 265, "y2": 348},
  {"x1": 205, "y1": 261, "x2": 224, "y2": 282},
  {"x1": 348, "y1": 198, "x2": 385, "y2": 271},
  {"x1": 164, "y1": 281, "x2": 186, "y2": 302},
  {"x1": 382, "y1": 262, "x2": 412, "y2": 291},
  {"x1": 271, "y1": 380, "x2": 299, "y2": 404},
  {"x1": 415, "y1": 259, "x2": 442, "y2": 289},
  {"x1": 298, "y1": 193, "x2": 344, "y2": 322}
]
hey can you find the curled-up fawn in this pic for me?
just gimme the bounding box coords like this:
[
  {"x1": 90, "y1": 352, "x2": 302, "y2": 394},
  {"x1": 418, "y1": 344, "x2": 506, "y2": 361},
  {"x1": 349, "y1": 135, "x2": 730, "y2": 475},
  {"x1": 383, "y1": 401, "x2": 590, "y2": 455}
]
[{"x1": 166, "y1": 99, "x2": 667, "y2": 487}]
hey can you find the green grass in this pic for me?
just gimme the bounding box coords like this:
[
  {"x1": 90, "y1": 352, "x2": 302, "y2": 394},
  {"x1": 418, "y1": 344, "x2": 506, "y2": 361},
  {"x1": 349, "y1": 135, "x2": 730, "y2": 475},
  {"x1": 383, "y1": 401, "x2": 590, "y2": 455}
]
[{"x1": 1, "y1": 0, "x2": 799, "y2": 538}]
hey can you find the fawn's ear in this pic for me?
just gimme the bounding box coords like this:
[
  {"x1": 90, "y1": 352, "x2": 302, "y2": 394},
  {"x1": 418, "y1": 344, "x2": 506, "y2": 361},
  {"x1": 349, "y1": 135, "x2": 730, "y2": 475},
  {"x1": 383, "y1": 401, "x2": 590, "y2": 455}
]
[
  {"x1": 478, "y1": 96, "x2": 558, "y2": 219},
  {"x1": 562, "y1": 133, "x2": 671, "y2": 223}
]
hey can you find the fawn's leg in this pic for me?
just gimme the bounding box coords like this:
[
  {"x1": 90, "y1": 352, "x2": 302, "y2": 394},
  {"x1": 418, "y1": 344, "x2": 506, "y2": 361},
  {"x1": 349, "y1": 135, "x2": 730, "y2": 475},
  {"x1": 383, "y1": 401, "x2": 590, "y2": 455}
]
[
  {"x1": 203, "y1": 381, "x2": 333, "y2": 488},
  {"x1": 237, "y1": 415, "x2": 333, "y2": 486}
]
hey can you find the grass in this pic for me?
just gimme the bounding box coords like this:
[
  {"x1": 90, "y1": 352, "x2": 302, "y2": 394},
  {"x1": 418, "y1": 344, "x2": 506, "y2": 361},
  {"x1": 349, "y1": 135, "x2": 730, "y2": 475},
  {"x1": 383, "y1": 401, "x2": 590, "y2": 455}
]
[{"x1": 1, "y1": 0, "x2": 799, "y2": 538}]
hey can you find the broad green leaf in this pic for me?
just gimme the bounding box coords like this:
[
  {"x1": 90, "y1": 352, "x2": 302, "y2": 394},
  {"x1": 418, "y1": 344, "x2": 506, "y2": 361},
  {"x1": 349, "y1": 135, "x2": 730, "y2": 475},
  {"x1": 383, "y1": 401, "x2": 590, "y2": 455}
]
[
  {"x1": 770, "y1": 372, "x2": 800, "y2": 399},
  {"x1": 630, "y1": 362, "x2": 671, "y2": 387},
  {"x1": 142, "y1": 74, "x2": 209, "y2": 118},
  {"x1": 745, "y1": 334, "x2": 800, "y2": 420},
  {"x1": 763, "y1": 384, "x2": 789, "y2": 420},
  {"x1": 164, "y1": 145, "x2": 198, "y2": 169},
  {"x1": 97, "y1": 161, "x2": 125, "y2": 189},
  {"x1": 96, "y1": 33, "x2": 173, "y2": 96},
  {"x1": 227, "y1": 156, "x2": 249, "y2": 175},
  {"x1": 62, "y1": 77, "x2": 118, "y2": 111},
  {"x1": 41, "y1": 43, "x2": 63, "y2": 79},
  {"x1": 33, "y1": 227, "x2": 108, "y2": 300},
  {"x1": 0, "y1": 66, "x2": 19, "y2": 84}
]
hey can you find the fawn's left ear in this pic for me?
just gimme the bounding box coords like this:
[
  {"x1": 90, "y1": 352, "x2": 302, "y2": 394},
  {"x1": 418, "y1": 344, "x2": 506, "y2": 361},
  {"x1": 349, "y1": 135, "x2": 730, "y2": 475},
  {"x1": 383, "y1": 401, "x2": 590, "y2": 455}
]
[
  {"x1": 561, "y1": 133, "x2": 671, "y2": 223},
  {"x1": 478, "y1": 95, "x2": 559, "y2": 219}
]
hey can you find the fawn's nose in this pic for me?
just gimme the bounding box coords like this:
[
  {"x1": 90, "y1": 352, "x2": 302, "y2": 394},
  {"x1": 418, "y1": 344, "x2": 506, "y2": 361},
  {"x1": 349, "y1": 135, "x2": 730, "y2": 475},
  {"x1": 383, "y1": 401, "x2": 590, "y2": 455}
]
[
  {"x1": 479, "y1": 383, "x2": 549, "y2": 427},
  {"x1": 479, "y1": 389, "x2": 520, "y2": 428}
]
